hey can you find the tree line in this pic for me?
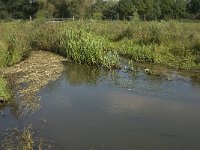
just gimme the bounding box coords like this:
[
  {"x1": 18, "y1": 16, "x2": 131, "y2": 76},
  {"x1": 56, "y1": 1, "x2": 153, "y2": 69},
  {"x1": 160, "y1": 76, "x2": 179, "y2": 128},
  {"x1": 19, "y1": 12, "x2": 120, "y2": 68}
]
[{"x1": 0, "y1": 0, "x2": 200, "y2": 21}]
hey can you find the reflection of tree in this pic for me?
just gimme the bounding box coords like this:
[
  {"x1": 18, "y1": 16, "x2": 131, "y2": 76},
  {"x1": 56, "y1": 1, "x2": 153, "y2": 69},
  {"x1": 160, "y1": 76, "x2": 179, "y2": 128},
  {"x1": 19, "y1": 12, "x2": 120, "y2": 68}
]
[
  {"x1": 63, "y1": 62, "x2": 101, "y2": 85},
  {"x1": 0, "y1": 104, "x2": 7, "y2": 111},
  {"x1": 190, "y1": 74, "x2": 200, "y2": 88}
]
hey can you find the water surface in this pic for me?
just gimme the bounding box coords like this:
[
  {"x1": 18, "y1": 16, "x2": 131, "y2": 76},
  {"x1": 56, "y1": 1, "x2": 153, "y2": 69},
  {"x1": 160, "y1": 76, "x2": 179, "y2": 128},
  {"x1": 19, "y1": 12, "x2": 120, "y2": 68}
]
[{"x1": 1, "y1": 62, "x2": 200, "y2": 150}]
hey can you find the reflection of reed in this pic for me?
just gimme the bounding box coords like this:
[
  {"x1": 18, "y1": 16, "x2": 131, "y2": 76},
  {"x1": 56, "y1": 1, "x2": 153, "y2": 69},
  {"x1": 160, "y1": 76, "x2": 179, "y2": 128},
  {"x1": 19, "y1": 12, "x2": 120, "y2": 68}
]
[{"x1": 63, "y1": 63, "x2": 101, "y2": 85}]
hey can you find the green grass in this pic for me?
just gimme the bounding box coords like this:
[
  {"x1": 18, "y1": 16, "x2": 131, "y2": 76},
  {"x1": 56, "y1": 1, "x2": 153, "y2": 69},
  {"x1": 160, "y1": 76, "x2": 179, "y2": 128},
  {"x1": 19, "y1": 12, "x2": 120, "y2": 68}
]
[
  {"x1": 0, "y1": 76, "x2": 11, "y2": 102},
  {"x1": 0, "y1": 22, "x2": 31, "y2": 68},
  {"x1": 0, "y1": 41, "x2": 10, "y2": 68}
]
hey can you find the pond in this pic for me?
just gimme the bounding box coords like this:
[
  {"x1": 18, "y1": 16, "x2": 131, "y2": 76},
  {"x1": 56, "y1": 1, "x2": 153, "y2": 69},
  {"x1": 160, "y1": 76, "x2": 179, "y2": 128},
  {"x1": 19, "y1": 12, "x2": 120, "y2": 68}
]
[{"x1": 1, "y1": 61, "x2": 200, "y2": 150}]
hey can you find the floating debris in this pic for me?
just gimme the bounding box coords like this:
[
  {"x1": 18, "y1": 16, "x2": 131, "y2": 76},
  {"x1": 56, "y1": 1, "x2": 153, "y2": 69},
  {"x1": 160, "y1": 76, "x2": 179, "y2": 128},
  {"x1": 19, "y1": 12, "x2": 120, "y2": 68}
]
[
  {"x1": 0, "y1": 51, "x2": 65, "y2": 115},
  {"x1": 144, "y1": 68, "x2": 152, "y2": 75},
  {"x1": 166, "y1": 76, "x2": 173, "y2": 81}
]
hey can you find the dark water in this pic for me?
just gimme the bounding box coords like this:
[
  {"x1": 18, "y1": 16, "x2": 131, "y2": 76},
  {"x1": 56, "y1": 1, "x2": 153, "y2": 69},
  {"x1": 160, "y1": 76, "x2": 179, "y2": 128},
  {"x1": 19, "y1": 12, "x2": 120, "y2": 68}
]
[{"x1": 1, "y1": 62, "x2": 200, "y2": 150}]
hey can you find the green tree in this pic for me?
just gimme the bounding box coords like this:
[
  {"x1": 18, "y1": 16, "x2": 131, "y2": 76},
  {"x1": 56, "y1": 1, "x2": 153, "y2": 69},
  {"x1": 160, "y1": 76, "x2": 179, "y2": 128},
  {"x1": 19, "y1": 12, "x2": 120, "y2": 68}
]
[
  {"x1": 172, "y1": 0, "x2": 187, "y2": 19},
  {"x1": 160, "y1": 0, "x2": 174, "y2": 19},
  {"x1": 152, "y1": 0, "x2": 162, "y2": 20},
  {"x1": 117, "y1": 0, "x2": 136, "y2": 20},
  {"x1": 187, "y1": 0, "x2": 200, "y2": 15},
  {"x1": 36, "y1": 0, "x2": 55, "y2": 18},
  {"x1": 0, "y1": 0, "x2": 39, "y2": 20}
]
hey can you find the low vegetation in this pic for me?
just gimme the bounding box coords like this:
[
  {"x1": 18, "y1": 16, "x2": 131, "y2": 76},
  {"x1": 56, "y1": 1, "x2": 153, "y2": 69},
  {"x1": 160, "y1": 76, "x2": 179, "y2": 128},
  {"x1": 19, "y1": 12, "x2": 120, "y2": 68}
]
[
  {"x1": 31, "y1": 23, "x2": 119, "y2": 68},
  {"x1": 0, "y1": 20, "x2": 200, "y2": 71}
]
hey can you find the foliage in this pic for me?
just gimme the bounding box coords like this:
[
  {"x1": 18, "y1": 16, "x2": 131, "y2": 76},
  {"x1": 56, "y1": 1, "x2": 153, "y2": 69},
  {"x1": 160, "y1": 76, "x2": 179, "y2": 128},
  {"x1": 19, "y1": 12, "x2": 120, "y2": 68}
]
[
  {"x1": 0, "y1": 20, "x2": 200, "y2": 71},
  {"x1": 31, "y1": 22, "x2": 119, "y2": 68},
  {"x1": 0, "y1": 0, "x2": 200, "y2": 21},
  {"x1": 0, "y1": 0, "x2": 39, "y2": 20}
]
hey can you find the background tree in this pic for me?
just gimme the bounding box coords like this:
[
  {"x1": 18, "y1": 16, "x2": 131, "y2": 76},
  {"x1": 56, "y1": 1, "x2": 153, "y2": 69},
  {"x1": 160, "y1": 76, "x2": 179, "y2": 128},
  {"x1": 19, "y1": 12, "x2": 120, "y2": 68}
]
[
  {"x1": 187, "y1": 0, "x2": 200, "y2": 18},
  {"x1": 117, "y1": 0, "x2": 135, "y2": 20}
]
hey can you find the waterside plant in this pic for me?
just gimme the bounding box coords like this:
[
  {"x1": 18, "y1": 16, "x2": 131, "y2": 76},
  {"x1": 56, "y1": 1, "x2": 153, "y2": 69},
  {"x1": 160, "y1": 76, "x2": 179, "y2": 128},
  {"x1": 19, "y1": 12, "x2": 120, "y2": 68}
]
[{"x1": 0, "y1": 76, "x2": 11, "y2": 102}]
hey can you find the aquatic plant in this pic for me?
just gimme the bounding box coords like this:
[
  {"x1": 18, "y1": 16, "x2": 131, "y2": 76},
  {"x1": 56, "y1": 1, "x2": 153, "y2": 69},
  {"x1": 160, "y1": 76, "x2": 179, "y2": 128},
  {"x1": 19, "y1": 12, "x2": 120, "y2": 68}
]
[
  {"x1": 116, "y1": 40, "x2": 155, "y2": 62},
  {"x1": 1, "y1": 125, "x2": 51, "y2": 150},
  {"x1": 31, "y1": 23, "x2": 119, "y2": 69}
]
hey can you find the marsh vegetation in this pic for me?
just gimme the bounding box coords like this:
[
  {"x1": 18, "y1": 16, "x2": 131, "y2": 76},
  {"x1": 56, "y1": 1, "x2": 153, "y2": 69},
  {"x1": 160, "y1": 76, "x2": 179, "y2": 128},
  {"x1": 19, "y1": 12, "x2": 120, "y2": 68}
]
[
  {"x1": 0, "y1": 20, "x2": 200, "y2": 102},
  {"x1": 0, "y1": 20, "x2": 200, "y2": 70},
  {"x1": 0, "y1": 20, "x2": 200, "y2": 150}
]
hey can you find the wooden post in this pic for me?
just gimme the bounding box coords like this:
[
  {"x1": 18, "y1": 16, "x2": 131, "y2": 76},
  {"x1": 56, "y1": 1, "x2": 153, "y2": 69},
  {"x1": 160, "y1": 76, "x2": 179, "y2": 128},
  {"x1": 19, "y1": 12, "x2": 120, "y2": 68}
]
[{"x1": 29, "y1": 15, "x2": 32, "y2": 21}]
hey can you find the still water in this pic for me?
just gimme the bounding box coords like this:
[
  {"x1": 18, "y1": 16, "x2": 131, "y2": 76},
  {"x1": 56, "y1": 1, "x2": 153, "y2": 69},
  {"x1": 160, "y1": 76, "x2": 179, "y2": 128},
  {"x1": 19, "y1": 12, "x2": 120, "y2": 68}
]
[{"x1": 1, "y1": 62, "x2": 200, "y2": 150}]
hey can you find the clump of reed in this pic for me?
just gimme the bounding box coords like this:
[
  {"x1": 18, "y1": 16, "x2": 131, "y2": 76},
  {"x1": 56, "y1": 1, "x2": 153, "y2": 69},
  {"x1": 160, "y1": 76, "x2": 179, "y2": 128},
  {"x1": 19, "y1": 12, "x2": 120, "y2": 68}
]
[
  {"x1": 114, "y1": 40, "x2": 156, "y2": 62},
  {"x1": 7, "y1": 32, "x2": 31, "y2": 65},
  {"x1": 0, "y1": 25, "x2": 31, "y2": 68},
  {"x1": 0, "y1": 76, "x2": 11, "y2": 102},
  {"x1": 0, "y1": 41, "x2": 9, "y2": 68},
  {"x1": 59, "y1": 27, "x2": 119, "y2": 68}
]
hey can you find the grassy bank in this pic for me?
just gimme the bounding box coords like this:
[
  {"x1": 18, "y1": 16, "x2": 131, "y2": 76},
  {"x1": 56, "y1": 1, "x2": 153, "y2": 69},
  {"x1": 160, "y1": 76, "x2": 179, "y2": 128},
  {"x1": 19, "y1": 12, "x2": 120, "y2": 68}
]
[
  {"x1": 0, "y1": 20, "x2": 200, "y2": 71},
  {"x1": 78, "y1": 20, "x2": 200, "y2": 70}
]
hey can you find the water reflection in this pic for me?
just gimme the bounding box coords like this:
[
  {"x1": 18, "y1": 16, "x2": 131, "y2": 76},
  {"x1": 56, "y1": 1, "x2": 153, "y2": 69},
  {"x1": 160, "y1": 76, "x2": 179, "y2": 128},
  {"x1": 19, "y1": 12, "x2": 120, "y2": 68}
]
[
  {"x1": 1, "y1": 61, "x2": 200, "y2": 120},
  {"x1": 1, "y1": 61, "x2": 200, "y2": 150},
  {"x1": 63, "y1": 62, "x2": 102, "y2": 85},
  {"x1": 35, "y1": 75, "x2": 200, "y2": 150}
]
